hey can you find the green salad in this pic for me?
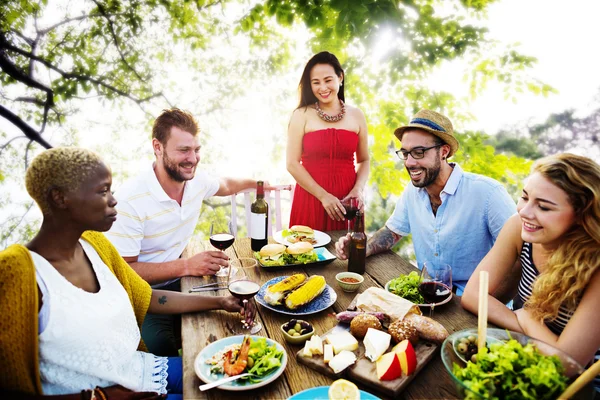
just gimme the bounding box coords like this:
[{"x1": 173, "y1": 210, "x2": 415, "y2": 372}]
[
  {"x1": 387, "y1": 271, "x2": 424, "y2": 304},
  {"x1": 452, "y1": 337, "x2": 568, "y2": 400},
  {"x1": 253, "y1": 251, "x2": 318, "y2": 266}
]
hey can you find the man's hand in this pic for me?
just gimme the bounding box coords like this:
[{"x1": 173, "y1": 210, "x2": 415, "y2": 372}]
[
  {"x1": 186, "y1": 250, "x2": 229, "y2": 276},
  {"x1": 335, "y1": 233, "x2": 352, "y2": 260}
]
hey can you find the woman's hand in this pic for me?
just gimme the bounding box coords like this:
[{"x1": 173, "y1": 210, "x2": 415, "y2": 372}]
[
  {"x1": 320, "y1": 193, "x2": 345, "y2": 221},
  {"x1": 219, "y1": 295, "x2": 256, "y2": 326},
  {"x1": 341, "y1": 188, "x2": 365, "y2": 210}
]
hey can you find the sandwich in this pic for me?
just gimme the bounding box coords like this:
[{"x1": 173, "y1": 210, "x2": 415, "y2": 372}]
[
  {"x1": 255, "y1": 243, "x2": 287, "y2": 266},
  {"x1": 285, "y1": 242, "x2": 319, "y2": 264},
  {"x1": 282, "y1": 225, "x2": 317, "y2": 244}
]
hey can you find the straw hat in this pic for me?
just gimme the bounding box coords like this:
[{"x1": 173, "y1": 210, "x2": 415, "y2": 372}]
[{"x1": 394, "y1": 110, "x2": 459, "y2": 157}]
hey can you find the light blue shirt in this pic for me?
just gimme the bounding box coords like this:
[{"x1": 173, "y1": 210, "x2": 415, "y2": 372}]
[{"x1": 385, "y1": 164, "x2": 516, "y2": 289}]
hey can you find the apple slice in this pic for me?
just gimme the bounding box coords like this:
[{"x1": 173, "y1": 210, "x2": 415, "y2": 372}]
[
  {"x1": 393, "y1": 340, "x2": 417, "y2": 376},
  {"x1": 375, "y1": 351, "x2": 402, "y2": 381}
]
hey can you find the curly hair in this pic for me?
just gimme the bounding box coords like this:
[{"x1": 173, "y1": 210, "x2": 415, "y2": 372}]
[
  {"x1": 152, "y1": 108, "x2": 199, "y2": 145},
  {"x1": 525, "y1": 153, "x2": 600, "y2": 321},
  {"x1": 26, "y1": 147, "x2": 104, "y2": 215}
]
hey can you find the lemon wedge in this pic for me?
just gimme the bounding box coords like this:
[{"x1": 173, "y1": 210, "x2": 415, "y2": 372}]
[{"x1": 328, "y1": 379, "x2": 360, "y2": 400}]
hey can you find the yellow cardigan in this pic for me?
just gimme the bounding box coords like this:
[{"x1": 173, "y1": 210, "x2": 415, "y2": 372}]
[{"x1": 0, "y1": 231, "x2": 152, "y2": 395}]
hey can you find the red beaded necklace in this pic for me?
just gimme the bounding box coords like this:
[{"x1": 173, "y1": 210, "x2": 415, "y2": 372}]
[{"x1": 315, "y1": 100, "x2": 346, "y2": 123}]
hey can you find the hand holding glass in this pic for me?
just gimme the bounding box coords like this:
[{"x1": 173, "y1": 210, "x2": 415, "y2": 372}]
[
  {"x1": 340, "y1": 197, "x2": 359, "y2": 233},
  {"x1": 210, "y1": 219, "x2": 235, "y2": 277},
  {"x1": 228, "y1": 257, "x2": 262, "y2": 334},
  {"x1": 419, "y1": 262, "x2": 452, "y2": 316}
]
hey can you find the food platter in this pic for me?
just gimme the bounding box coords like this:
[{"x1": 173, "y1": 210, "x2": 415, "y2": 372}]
[
  {"x1": 273, "y1": 229, "x2": 331, "y2": 248},
  {"x1": 288, "y1": 386, "x2": 381, "y2": 400},
  {"x1": 384, "y1": 280, "x2": 452, "y2": 308},
  {"x1": 258, "y1": 247, "x2": 336, "y2": 269},
  {"x1": 194, "y1": 335, "x2": 287, "y2": 391},
  {"x1": 256, "y1": 276, "x2": 337, "y2": 316}
]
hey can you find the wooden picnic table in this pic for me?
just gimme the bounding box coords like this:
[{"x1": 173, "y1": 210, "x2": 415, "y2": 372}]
[{"x1": 180, "y1": 231, "x2": 480, "y2": 399}]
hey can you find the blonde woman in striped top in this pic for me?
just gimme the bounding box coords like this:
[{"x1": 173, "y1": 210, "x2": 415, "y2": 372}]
[{"x1": 462, "y1": 153, "x2": 600, "y2": 392}]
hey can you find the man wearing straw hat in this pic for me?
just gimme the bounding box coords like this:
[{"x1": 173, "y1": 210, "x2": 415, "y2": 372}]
[{"x1": 335, "y1": 109, "x2": 516, "y2": 293}]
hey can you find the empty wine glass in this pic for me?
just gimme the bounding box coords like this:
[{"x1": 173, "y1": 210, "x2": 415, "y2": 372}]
[
  {"x1": 340, "y1": 197, "x2": 359, "y2": 233},
  {"x1": 228, "y1": 257, "x2": 262, "y2": 334},
  {"x1": 419, "y1": 261, "x2": 452, "y2": 317},
  {"x1": 210, "y1": 218, "x2": 235, "y2": 279}
]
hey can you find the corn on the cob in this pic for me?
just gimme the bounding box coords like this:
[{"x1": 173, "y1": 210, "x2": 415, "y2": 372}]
[
  {"x1": 264, "y1": 274, "x2": 306, "y2": 305},
  {"x1": 285, "y1": 275, "x2": 326, "y2": 310}
]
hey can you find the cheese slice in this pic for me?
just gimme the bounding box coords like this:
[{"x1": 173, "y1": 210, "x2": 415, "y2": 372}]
[
  {"x1": 323, "y1": 344, "x2": 334, "y2": 364},
  {"x1": 302, "y1": 340, "x2": 313, "y2": 357},
  {"x1": 328, "y1": 350, "x2": 357, "y2": 374},
  {"x1": 326, "y1": 331, "x2": 359, "y2": 354},
  {"x1": 309, "y1": 335, "x2": 323, "y2": 355},
  {"x1": 364, "y1": 328, "x2": 391, "y2": 362}
]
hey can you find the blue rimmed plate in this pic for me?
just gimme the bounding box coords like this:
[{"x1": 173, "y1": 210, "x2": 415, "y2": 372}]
[
  {"x1": 256, "y1": 276, "x2": 337, "y2": 316},
  {"x1": 258, "y1": 247, "x2": 337, "y2": 269},
  {"x1": 194, "y1": 335, "x2": 287, "y2": 391},
  {"x1": 288, "y1": 386, "x2": 381, "y2": 400}
]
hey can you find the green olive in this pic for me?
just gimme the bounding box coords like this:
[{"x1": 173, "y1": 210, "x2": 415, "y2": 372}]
[
  {"x1": 459, "y1": 337, "x2": 469, "y2": 344},
  {"x1": 247, "y1": 357, "x2": 254, "y2": 368},
  {"x1": 288, "y1": 328, "x2": 296, "y2": 335},
  {"x1": 470, "y1": 354, "x2": 477, "y2": 363},
  {"x1": 457, "y1": 343, "x2": 468, "y2": 353},
  {"x1": 467, "y1": 335, "x2": 476, "y2": 343},
  {"x1": 294, "y1": 323, "x2": 302, "y2": 332},
  {"x1": 293, "y1": 332, "x2": 300, "y2": 337}
]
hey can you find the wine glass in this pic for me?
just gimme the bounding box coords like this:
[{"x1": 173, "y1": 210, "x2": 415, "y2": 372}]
[
  {"x1": 210, "y1": 218, "x2": 235, "y2": 279},
  {"x1": 228, "y1": 257, "x2": 262, "y2": 334},
  {"x1": 419, "y1": 261, "x2": 452, "y2": 317},
  {"x1": 340, "y1": 197, "x2": 359, "y2": 233}
]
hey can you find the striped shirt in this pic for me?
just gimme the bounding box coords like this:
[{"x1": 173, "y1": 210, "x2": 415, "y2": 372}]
[
  {"x1": 516, "y1": 241, "x2": 599, "y2": 392},
  {"x1": 106, "y1": 163, "x2": 219, "y2": 287}
]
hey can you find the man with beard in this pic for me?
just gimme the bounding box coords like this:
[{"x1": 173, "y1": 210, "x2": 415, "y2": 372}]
[
  {"x1": 107, "y1": 108, "x2": 260, "y2": 356},
  {"x1": 335, "y1": 109, "x2": 515, "y2": 293}
]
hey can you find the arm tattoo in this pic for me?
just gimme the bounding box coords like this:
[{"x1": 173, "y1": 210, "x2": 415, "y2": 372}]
[
  {"x1": 158, "y1": 295, "x2": 167, "y2": 305},
  {"x1": 367, "y1": 227, "x2": 402, "y2": 256}
]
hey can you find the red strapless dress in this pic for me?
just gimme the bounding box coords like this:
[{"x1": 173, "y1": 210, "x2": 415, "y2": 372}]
[{"x1": 289, "y1": 128, "x2": 359, "y2": 231}]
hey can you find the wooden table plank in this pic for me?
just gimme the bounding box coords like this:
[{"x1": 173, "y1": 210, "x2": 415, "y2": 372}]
[{"x1": 181, "y1": 232, "x2": 483, "y2": 400}]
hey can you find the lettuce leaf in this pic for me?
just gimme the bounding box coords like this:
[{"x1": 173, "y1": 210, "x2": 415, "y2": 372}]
[
  {"x1": 388, "y1": 271, "x2": 424, "y2": 304},
  {"x1": 245, "y1": 337, "x2": 284, "y2": 382},
  {"x1": 253, "y1": 251, "x2": 286, "y2": 266}
]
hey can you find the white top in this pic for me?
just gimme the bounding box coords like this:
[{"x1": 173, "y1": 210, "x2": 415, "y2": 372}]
[
  {"x1": 31, "y1": 240, "x2": 168, "y2": 395},
  {"x1": 107, "y1": 163, "x2": 220, "y2": 287}
]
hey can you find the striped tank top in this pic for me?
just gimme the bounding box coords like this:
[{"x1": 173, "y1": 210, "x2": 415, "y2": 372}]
[{"x1": 516, "y1": 241, "x2": 599, "y2": 392}]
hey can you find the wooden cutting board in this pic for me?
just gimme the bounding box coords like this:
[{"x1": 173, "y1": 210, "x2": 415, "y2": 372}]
[{"x1": 296, "y1": 294, "x2": 439, "y2": 398}]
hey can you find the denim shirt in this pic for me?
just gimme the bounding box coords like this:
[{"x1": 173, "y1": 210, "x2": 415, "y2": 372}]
[{"x1": 385, "y1": 164, "x2": 516, "y2": 288}]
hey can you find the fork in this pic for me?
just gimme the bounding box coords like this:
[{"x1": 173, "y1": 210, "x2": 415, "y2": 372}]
[{"x1": 199, "y1": 372, "x2": 261, "y2": 391}]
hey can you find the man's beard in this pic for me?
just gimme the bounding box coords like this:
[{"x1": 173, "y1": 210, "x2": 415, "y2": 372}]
[
  {"x1": 406, "y1": 154, "x2": 441, "y2": 188},
  {"x1": 163, "y1": 153, "x2": 196, "y2": 182}
]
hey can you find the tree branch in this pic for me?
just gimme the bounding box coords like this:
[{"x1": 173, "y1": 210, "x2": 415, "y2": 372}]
[
  {"x1": 0, "y1": 105, "x2": 52, "y2": 149},
  {"x1": 0, "y1": 135, "x2": 28, "y2": 159},
  {"x1": 36, "y1": 13, "x2": 127, "y2": 36}
]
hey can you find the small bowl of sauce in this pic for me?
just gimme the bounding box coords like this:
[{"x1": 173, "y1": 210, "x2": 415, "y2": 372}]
[{"x1": 335, "y1": 272, "x2": 364, "y2": 292}]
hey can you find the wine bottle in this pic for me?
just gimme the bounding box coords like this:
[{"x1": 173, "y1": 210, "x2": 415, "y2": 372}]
[
  {"x1": 250, "y1": 181, "x2": 269, "y2": 251},
  {"x1": 348, "y1": 210, "x2": 366, "y2": 274}
]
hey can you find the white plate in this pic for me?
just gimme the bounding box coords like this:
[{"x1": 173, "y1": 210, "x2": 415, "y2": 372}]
[
  {"x1": 273, "y1": 229, "x2": 331, "y2": 248},
  {"x1": 384, "y1": 279, "x2": 453, "y2": 308},
  {"x1": 194, "y1": 335, "x2": 287, "y2": 391}
]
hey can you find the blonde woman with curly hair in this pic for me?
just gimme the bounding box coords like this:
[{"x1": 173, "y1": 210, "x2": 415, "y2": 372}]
[{"x1": 462, "y1": 153, "x2": 600, "y2": 391}]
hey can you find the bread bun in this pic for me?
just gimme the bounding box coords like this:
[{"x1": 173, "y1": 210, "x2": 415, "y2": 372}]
[
  {"x1": 350, "y1": 313, "x2": 382, "y2": 339},
  {"x1": 388, "y1": 319, "x2": 419, "y2": 345},
  {"x1": 259, "y1": 243, "x2": 286, "y2": 257},
  {"x1": 286, "y1": 241, "x2": 314, "y2": 255},
  {"x1": 289, "y1": 225, "x2": 314, "y2": 234}
]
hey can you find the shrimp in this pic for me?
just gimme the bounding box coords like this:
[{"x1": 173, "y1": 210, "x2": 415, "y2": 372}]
[{"x1": 223, "y1": 335, "x2": 252, "y2": 376}]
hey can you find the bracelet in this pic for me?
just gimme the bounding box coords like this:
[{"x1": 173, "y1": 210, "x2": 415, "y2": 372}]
[{"x1": 95, "y1": 387, "x2": 108, "y2": 400}]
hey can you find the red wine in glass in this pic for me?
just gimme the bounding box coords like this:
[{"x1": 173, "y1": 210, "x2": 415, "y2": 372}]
[
  {"x1": 344, "y1": 206, "x2": 358, "y2": 221},
  {"x1": 341, "y1": 197, "x2": 359, "y2": 233},
  {"x1": 228, "y1": 279, "x2": 261, "y2": 301},
  {"x1": 418, "y1": 281, "x2": 452, "y2": 304},
  {"x1": 209, "y1": 233, "x2": 235, "y2": 251}
]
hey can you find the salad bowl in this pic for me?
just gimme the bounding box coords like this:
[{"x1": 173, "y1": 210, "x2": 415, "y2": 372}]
[{"x1": 441, "y1": 328, "x2": 595, "y2": 400}]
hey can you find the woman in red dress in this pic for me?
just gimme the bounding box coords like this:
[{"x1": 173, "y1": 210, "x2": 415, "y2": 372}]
[{"x1": 287, "y1": 51, "x2": 370, "y2": 231}]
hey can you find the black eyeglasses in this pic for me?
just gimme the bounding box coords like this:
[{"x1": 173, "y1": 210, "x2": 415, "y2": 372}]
[{"x1": 395, "y1": 144, "x2": 443, "y2": 160}]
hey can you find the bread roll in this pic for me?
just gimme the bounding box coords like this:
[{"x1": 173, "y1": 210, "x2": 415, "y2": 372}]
[
  {"x1": 388, "y1": 319, "x2": 419, "y2": 345},
  {"x1": 349, "y1": 313, "x2": 382, "y2": 339}
]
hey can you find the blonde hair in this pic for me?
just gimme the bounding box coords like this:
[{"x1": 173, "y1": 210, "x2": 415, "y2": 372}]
[
  {"x1": 26, "y1": 147, "x2": 104, "y2": 215},
  {"x1": 525, "y1": 153, "x2": 600, "y2": 321}
]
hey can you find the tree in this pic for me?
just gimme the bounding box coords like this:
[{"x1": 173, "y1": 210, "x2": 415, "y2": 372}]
[{"x1": 1, "y1": 0, "x2": 547, "y2": 246}]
